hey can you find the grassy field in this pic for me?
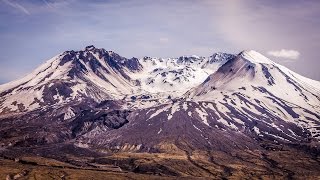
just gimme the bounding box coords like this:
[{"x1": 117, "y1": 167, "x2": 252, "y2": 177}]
[
  {"x1": 1, "y1": 147, "x2": 320, "y2": 179},
  {"x1": 0, "y1": 157, "x2": 180, "y2": 180}
]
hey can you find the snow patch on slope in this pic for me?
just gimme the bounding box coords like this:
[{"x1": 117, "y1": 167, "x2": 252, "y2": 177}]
[{"x1": 195, "y1": 108, "x2": 209, "y2": 126}]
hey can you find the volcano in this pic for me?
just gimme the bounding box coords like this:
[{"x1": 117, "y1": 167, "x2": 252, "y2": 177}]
[{"x1": 0, "y1": 46, "x2": 319, "y2": 179}]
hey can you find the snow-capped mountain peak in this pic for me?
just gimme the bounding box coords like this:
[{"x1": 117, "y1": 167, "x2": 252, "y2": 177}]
[
  {"x1": 1, "y1": 45, "x2": 319, "y2": 137},
  {"x1": 0, "y1": 46, "x2": 235, "y2": 114},
  {"x1": 185, "y1": 50, "x2": 320, "y2": 139},
  {"x1": 240, "y1": 50, "x2": 274, "y2": 64}
]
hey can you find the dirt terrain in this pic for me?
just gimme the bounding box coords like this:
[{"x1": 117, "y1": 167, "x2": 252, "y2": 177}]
[{"x1": 1, "y1": 140, "x2": 319, "y2": 179}]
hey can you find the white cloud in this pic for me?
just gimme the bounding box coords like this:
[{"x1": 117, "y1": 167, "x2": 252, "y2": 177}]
[
  {"x1": 267, "y1": 49, "x2": 300, "y2": 59},
  {"x1": 159, "y1": 37, "x2": 169, "y2": 43}
]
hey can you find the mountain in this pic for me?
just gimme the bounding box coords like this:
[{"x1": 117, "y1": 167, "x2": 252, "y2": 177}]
[
  {"x1": 0, "y1": 45, "x2": 143, "y2": 114},
  {"x1": 0, "y1": 46, "x2": 319, "y2": 179},
  {"x1": 186, "y1": 50, "x2": 320, "y2": 139},
  {"x1": 0, "y1": 45, "x2": 230, "y2": 114}
]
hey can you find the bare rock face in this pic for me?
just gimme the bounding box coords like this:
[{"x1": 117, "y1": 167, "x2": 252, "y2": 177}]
[{"x1": 0, "y1": 47, "x2": 319, "y2": 178}]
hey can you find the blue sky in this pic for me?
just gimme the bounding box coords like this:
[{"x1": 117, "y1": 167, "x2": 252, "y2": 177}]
[{"x1": 1, "y1": 0, "x2": 320, "y2": 83}]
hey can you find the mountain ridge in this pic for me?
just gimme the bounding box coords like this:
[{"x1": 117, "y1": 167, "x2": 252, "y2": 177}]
[
  {"x1": 1, "y1": 45, "x2": 319, "y2": 141},
  {"x1": 0, "y1": 45, "x2": 234, "y2": 114}
]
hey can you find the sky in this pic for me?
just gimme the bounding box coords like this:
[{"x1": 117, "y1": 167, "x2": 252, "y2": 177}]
[{"x1": 0, "y1": 0, "x2": 320, "y2": 84}]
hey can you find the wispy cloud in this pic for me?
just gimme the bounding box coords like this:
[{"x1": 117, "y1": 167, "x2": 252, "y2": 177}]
[
  {"x1": 2, "y1": 0, "x2": 30, "y2": 15},
  {"x1": 42, "y1": 0, "x2": 53, "y2": 9},
  {"x1": 268, "y1": 49, "x2": 300, "y2": 59},
  {"x1": 159, "y1": 37, "x2": 169, "y2": 43}
]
